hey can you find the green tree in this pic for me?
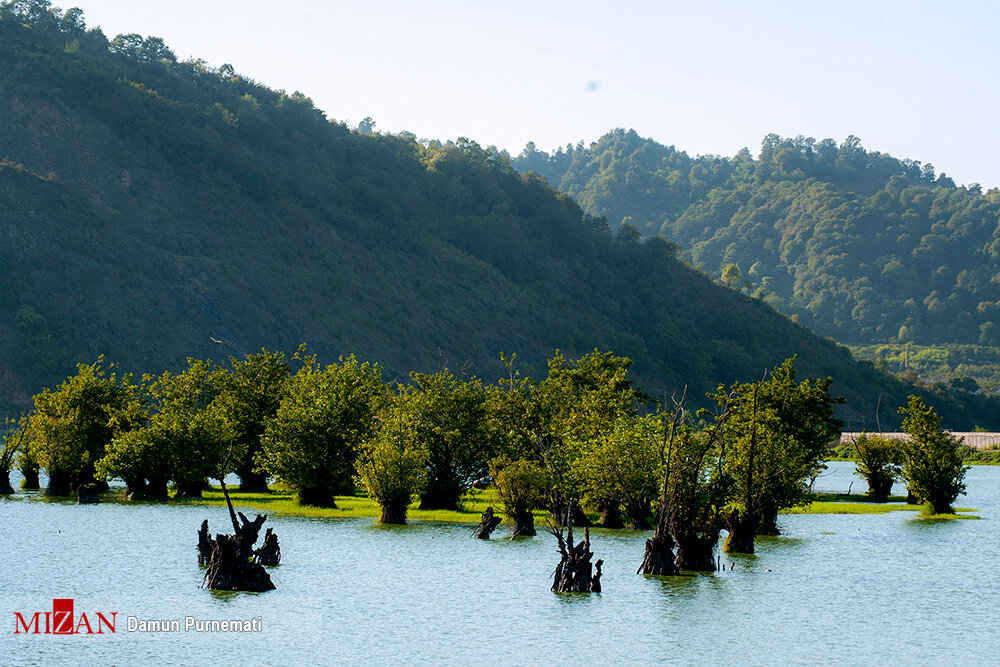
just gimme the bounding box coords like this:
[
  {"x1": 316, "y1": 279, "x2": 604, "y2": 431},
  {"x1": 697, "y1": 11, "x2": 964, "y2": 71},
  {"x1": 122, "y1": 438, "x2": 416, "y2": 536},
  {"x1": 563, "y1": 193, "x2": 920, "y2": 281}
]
[
  {"x1": 355, "y1": 389, "x2": 427, "y2": 524},
  {"x1": 899, "y1": 395, "x2": 968, "y2": 514},
  {"x1": 29, "y1": 358, "x2": 143, "y2": 496},
  {"x1": 409, "y1": 368, "x2": 492, "y2": 510},
  {"x1": 218, "y1": 349, "x2": 290, "y2": 492},
  {"x1": 714, "y1": 357, "x2": 842, "y2": 553},
  {"x1": 532, "y1": 349, "x2": 649, "y2": 525},
  {"x1": 852, "y1": 433, "x2": 903, "y2": 502},
  {"x1": 258, "y1": 355, "x2": 385, "y2": 507},
  {"x1": 1, "y1": 416, "x2": 29, "y2": 494},
  {"x1": 575, "y1": 415, "x2": 660, "y2": 529}
]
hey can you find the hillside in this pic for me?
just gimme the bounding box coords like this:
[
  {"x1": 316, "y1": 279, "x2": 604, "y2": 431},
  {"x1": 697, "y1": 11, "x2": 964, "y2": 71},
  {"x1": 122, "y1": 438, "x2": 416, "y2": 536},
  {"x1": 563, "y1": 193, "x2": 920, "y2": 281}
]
[
  {"x1": 514, "y1": 129, "x2": 1000, "y2": 350},
  {"x1": 0, "y1": 4, "x2": 995, "y2": 429}
]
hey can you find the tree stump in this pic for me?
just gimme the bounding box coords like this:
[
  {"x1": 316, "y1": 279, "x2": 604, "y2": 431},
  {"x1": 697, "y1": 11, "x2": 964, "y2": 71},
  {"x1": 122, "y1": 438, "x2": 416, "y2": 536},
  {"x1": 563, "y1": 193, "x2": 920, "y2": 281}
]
[
  {"x1": 202, "y1": 512, "x2": 275, "y2": 592},
  {"x1": 255, "y1": 527, "x2": 281, "y2": 566},
  {"x1": 473, "y1": 506, "x2": 502, "y2": 539},
  {"x1": 508, "y1": 507, "x2": 537, "y2": 538},
  {"x1": 550, "y1": 505, "x2": 603, "y2": 593},
  {"x1": 638, "y1": 531, "x2": 678, "y2": 576},
  {"x1": 77, "y1": 484, "x2": 100, "y2": 504},
  {"x1": 197, "y1": 520, "x2": 215, "y2": 566},
  {"x1": 201, "y1": 476, "x2": 275, "y2": 591}
]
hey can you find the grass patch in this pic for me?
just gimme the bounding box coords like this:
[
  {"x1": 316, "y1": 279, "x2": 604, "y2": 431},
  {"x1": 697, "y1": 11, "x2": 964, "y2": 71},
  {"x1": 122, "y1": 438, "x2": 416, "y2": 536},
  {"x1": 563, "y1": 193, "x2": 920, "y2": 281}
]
[{"x1": 180, "y1": 486, "x2": 555, "y2": 524}]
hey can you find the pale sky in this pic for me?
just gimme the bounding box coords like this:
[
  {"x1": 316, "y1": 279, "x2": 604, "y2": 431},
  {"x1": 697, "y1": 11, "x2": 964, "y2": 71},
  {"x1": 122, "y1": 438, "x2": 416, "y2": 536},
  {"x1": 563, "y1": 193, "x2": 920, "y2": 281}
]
[{"x1": 60, "y1": 0, "x2": 1000, "y2": 188}]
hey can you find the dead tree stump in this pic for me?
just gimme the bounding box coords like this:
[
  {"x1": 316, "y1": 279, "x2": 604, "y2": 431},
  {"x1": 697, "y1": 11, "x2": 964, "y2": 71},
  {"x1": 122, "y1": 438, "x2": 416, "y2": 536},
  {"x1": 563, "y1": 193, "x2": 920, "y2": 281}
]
[
  {"x1": 473, "y1": 506, "x2": 502, "y2": 539},
  {"x1": 197, "y1": 520, "x2": 215, "y2": 566},
  {"x1": 550, "y1": 505, "x2": 603, "y2": 593},
  {"x1": 77, "y1": 484, "x2": 100, "y2": 504},
  {"x1": 255, "y1": 527, "x2": 281, "y2": 566},
  {"x1": 201, "y1": 476, "x2": 275, "y2": 591}
]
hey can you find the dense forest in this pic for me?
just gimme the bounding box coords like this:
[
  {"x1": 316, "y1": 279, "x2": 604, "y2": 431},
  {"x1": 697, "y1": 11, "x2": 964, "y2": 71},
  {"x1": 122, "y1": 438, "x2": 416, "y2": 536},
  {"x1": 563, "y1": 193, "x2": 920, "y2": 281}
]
[
  {"x1": 513, "y1": 129, "x2": 1000, "y2": 350},
  {"x1": 0, "y1": 2, "x2": 996, "y2": 429}
]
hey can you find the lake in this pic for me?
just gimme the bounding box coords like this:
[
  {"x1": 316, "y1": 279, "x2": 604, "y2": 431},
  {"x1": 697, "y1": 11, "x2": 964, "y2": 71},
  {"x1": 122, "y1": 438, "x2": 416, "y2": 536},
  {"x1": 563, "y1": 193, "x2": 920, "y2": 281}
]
[{"x1": 1, "y1": 461, "x2": 997, "y2": 665}]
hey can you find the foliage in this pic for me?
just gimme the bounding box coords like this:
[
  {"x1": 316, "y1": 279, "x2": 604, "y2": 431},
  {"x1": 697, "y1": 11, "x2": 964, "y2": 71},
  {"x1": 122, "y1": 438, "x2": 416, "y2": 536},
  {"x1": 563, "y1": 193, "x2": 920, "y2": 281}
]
[
  {"x1": 0, "y1": 8, "x2": 978, "y2": 433},
  {"x1": 514, "y1": 129, "x2": 1000, "y2": 352},
  {"x1": 28, "y1": 357, "x2": 143, "y2": 494},
  {"x1": 712, "y1": 357, "x2": 843, "y2": 551},
  {"x1": 354, "y1": 390, "x2": 428, "y2": 523},
  {"x1": 99, "y1": 358, "x2": 233, "y2": 498},
  {"x1": 407, "y1": 368, "x2": 492, "y2": 510},
  {"x1": 851, "y1": 433, "x2": 903, "y2": 502},
  {"x1": 216, "y1": 349, "x2": 291, "y2": 491},
  {"x1": 257, "y1": 355, "x2": 385, "y2": 507},
  {"x1": 899, "y1": 396, "x2": 969, "y2": 514}
]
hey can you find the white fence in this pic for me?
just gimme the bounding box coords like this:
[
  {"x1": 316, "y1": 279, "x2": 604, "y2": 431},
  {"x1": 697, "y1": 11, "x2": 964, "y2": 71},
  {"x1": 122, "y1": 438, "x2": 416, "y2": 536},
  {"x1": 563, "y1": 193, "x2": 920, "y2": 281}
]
[{"x1": 837, "y1": 432, "x2": 1000, "y2": 451}]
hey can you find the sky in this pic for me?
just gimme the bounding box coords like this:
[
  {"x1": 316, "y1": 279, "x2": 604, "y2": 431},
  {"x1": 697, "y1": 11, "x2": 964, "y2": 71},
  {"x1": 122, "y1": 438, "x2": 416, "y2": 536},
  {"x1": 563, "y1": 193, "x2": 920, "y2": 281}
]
[{"x1": 58, "y1": 0, "x2": 1000, "y2": 188}]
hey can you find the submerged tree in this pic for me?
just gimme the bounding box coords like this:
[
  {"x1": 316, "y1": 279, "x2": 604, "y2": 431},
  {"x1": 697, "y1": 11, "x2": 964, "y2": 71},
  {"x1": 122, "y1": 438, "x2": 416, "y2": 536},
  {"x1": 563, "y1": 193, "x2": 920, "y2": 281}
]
[
  {"x1": 218, "y1": 349, "x2": 290, "y2": 493},
  {"x1": 355, "y1": 390, "x2": 427, "y2": 524},
  {"x1": 532, "y1": 350, "x2": 649, "y2": 526},
  {"x1": 0, "y1": 417, "x2": 28, "y2": 494},
  {"x1": 714, "y1": 358, "x2": 842, "y2": 553},
  {"x1": 409, "y1": 368, "x2": 492, "y2": 510},
  {"x1": 852, "y1": 433, "x2": 903, "y2": 502},
  {"x1": 550, "y1": 505, "x2": 603, "y2": 593},
  {"x1": 258, "y1": 355, "x2": 385, "y2": 507},
  {"x1": 576, "y1": 415, "x2": 660, "y2": 529},
  {"x1": 29, "y1": 358, "x2": 144, "y2": 496},
  {"x1": 899, "y1": 396, "x2": 969, "y2": 514},
  {"x1": 490, "y1": 457, "x2": 545, "y2": 537}
]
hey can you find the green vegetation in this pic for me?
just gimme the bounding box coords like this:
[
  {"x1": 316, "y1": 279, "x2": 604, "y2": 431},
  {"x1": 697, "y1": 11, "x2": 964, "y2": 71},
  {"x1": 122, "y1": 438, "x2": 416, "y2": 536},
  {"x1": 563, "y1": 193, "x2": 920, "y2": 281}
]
[
  {"x1": 851, "y1": 433, "x2": 903, "y2": 502},
  {"x1": 1, "y1": 3, "x2": 998, "y2": 431},
  {"x1": 899, "y1": 396, "x2": 970, "y2": 514},
  {"x1": 514, "y1": 129, "x2": 1000, "y2": 357},
  {"x1": 850, "y1": 343, "x2": 1000, "y2": 392}
]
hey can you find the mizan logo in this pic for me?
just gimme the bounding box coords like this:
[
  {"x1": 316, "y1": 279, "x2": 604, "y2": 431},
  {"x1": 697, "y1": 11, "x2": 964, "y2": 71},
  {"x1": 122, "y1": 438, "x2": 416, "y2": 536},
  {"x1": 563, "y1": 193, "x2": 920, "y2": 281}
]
[{"x1": 13, "y1": 599, "x2": 117, "y2": 635}]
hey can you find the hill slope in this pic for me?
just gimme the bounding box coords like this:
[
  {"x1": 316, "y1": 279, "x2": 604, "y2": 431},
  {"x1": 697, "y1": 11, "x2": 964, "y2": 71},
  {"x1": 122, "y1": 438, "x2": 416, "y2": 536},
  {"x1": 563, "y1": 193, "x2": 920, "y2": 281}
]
[
  {"x1": 0, "y1": 5, "x2": 994, "y2": 429},
  {"x1": 514, "y1": 129, "x2": 1000, "y2": 349}
]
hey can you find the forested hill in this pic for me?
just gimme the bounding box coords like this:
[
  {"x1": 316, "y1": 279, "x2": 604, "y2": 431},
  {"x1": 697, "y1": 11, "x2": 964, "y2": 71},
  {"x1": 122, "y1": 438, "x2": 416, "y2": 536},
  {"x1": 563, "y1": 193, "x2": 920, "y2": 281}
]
[
  {"x1": 513, "y1": 129, "x2": 1000, "y2": 348},
  {"x1": 0, "y1": 4, "x2": 993, "y2": 429}
]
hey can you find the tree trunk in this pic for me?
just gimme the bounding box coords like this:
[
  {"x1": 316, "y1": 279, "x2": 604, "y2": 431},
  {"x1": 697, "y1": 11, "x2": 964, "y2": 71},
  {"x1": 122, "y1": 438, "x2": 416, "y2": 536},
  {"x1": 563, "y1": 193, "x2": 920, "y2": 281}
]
[
  {"x1": 550, "y1": 507, "x2": 603, "y2": 593},
  {"x1": 45, "y1": 470, "x2": 73, "y2": 497},
  {"x1": 201, "y1": 487, "x2": 276, "y2": 592},
  {"x1": 550, "y1": 502, "x2": 590, "y2": 528},
  {"x1": 146, "y1": 477, "x2": 170, "y2": 500},
  {"x1": 473, "y1": 506, "x2": 502, "y2": 539},
  {"x1": 597, "y1": 501, "x2": 624, "y2": 528},
  {"x1": 623, "y1": 499, "x2": 651, "y2": 530},
  {"x1": 123, "y1": 477, "x2": 147, "y2": 501},
  {"x1": 419, "y1": 483, "x2": 461, "y2": 511},
  {"x1": 724, "y1": 512, "x2": 757, "y2": 554},
  {"x1": 674, "y1": 535, "x2": 718, "y2": 571},
  {"x1": 77, "y1": 484, "x2": 100, "y2": 504},
  {"x1": 237, "y1": 469, "x2": 269, "y2": 493},
  {"x1": 19, "y1": 464, "x2": 39, "y2": 490},
  {"x1": 757, "y1": 509, "x2": 780, "y2": 537},
  {"x1": 299, "y1": 486, "x2": 337, "y2": 508},
  {"x1": 0, "y1": 473, "x2": 13, "y2": 495},
  {"x1": 868, "y1": 476, "x2": 893, "y2": 503},
  {"x1": 507, "y1": 505, "x2": 536, "y2": 538},
  {"x1": 197, "y1": 520, "x2": 214, "y2": 566},
  {"x1": 174, "y1": 480, "x2": 204, "y2": 499},
  {"x1": 639, "y1": 531, "x2": 678, "y2": 576},
  {"x1": 379, "y1": 501, "x2": 408, "y2": 525},
  {"x1": 255, "y1": 527, "x2": 281, "y2": 566}
]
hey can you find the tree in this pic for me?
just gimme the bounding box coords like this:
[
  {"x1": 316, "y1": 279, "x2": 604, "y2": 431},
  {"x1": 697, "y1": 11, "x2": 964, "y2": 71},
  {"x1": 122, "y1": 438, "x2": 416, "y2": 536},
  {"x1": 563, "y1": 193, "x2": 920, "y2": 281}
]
[
  {"x1": 0, "y1": 416, "x2": 28, "y2": 494},
  {"x1": 408, "y1": 368, "x2": 492, "y2": 510},
  {"x1": 532, "y1": 349, "x2": 649, "y2": 525},
  {"x1": 899, "y1": 396, "x2": 968, "y2": 514},
  {"x1": 852, "y1": 433, "x2": 903, "y2": 502},
  {"x1": 29, "y1": 358, "x2": 143, "y2": 496},
  {"x1": 218, "y1": 349, "x2": 290, "y2": 492},
  {"x1": 575, "y1": 415, "x2": 660, "y2": 529},
  {"x1": 355, "y1": 389, "x2": 427, "y2": 524},
  {"x1": 713, "y1": 357, "x2": 842, "y2": 553},
  {"x1": 258, "y1": 355, "x2": 385, "y2": 507}
]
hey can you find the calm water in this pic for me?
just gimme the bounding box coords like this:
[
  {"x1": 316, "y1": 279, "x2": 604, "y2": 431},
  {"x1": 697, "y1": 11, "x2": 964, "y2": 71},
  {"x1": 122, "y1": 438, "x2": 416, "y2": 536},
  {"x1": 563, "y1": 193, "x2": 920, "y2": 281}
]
[{"x1": 1, "y1": 462, "x2": 998, "y2": 666}]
